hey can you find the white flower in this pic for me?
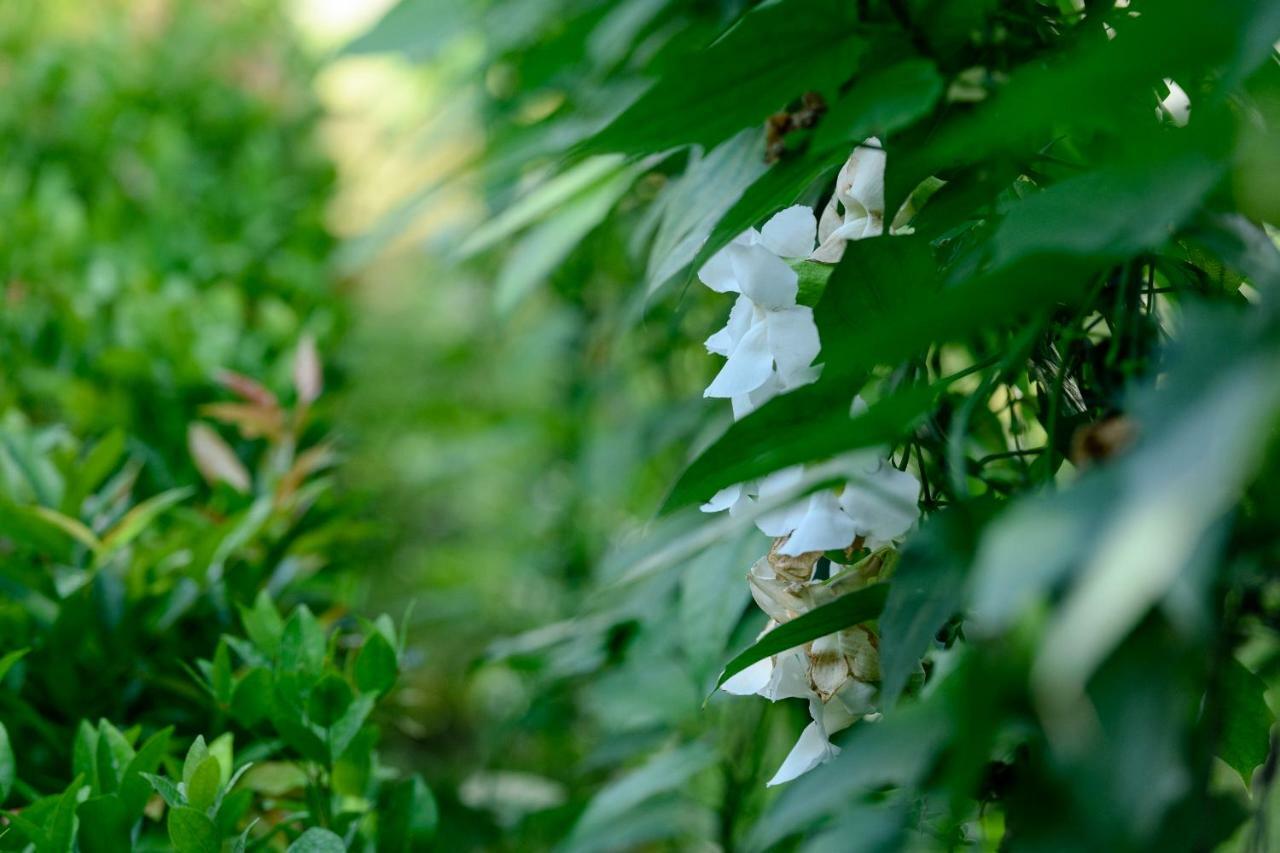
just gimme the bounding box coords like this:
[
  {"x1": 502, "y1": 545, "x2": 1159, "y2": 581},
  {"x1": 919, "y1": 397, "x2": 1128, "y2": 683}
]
[
  {"x1": 839, "y1": 459, "x2": 922, "y2": 549},
  {"x1": 756, "y1": 453, "x2": 921, "y2": 556},
  {"x1": 1159, "y1": 79, "x2": 1190, "y2": 126},
  {"x1": 699, "y1": 206, "x2": 822, "y2": 407},
  {"x1": 811, "y1": 139, "x2": 887, "y2": 263}
]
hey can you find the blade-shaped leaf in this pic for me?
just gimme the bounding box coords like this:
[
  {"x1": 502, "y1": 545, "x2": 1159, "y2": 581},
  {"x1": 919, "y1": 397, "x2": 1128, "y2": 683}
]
[{"x1": 714, "y1": 583, "x2": 889, "y2": 690}]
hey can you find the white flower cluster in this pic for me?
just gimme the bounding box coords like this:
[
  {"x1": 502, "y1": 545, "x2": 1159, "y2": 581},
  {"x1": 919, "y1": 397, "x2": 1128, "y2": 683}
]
[{"x1": 697, "y1": 141, "x2": 922, "y2": 785}]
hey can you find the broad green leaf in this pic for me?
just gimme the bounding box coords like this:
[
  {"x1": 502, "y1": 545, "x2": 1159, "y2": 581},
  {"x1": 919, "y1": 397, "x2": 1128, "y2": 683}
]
[
  {"x1": 877, "y1": 508, "x2": 986, "y2": 707},
  {"x1": 0, "y1": 723, "x2": 13, "y2": 804},
  {"x1": 307, "y1": 674, "x2": 354, "y2": 728},
  {"x1": 286, "y1": 827, "x2": 347, "y2": 852},
  {"x1": 354, "y1": 631, "x2": 398, "y2": 696},
  {"x1": 1218, "y1": 657, "x2": 1276, "y2": 784},
  {"x1": 230, "y1": 668, "x2": 273, "y2": 728},
  {"x1": 185, "y1": 756, "x2": 222, "y2": 813},
  {"x1": 715, "y1": 584, "x2": 889, "y2": 690},
  {"x1": 167, "y1": 805, "x2": 219, "y2": 853},
  {"x1": 75, "y1": 796, "x2": 130, "y2": 853},
  {"x1": 119, "y1": 727, "x2": 172, "y2": 818},
  {"x1": 582, "y1": 0, "x2": 863, "y2": 156},
  {"x1": 99, "y1": 486, "x2": 193, "y2": 555},
  {"x1": 812, "y1": 59, "x2": 944, "y2": 153},
  {"x1": 377, "y1": 774, "x2": 438, "y2": 852}
]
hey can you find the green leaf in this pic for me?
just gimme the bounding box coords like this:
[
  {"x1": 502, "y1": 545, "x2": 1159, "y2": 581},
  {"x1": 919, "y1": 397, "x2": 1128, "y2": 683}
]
[
  {"x1": 239, "y1": 590, "x2": 284, "y2": 658},
  {"x1": 0, "y1": 647, "x2": 28, "y2": 683},
  {"x1": 278, "y1": 606, "x2": 325, "y2": 677},
  {"x1": 457, "y1": 157, "x2": 627, "y2": 259},
  {"x1": 690, "y1": 147, "x2": 846, "y2": 277},
  {"x1": 1217, "y1": 658, "x2": 1275, "y2": 785},
  {"x1": 329, "y1": 694, "x2": 377, "y2": 761},
  {"x1": 211, "y1": 640, "x2": 233, "y2": 705},
  {"x1": 494, "y1": 167, "x2": 637, "y2": 313},
  {"x1": 42, "y1": 775, "x2": 83, "y2": 853},
  {"x1": 353, "y1": 631, "x2": 399, "y2": 696},
  {"x1": 99, "y1": 486, "x2": 193, "y2": 555},
  {"x1": 61, "y1": 428, "x2": 125, "y2": 516},
  {"x1": 185, "y1": 756, "x2": 222, "y2": 814},
  {"x1": 714, "y1": 583, "x2": 889, "y2": 690},
  {"x1": 812, "y1": 59, "x2": 944, "y2": 153},
  {"x1": 230, "y1": 668, "x2": 274, "y2": 728},
  {"x1": 142, "y1": 772, "x2": 183, "y2": 809},
  {"x1": 75, "y1": 795, "x2": 131, "y2": 853},
  {"x1": 182, "y1": 736, "x2": 209, "y2": 791},
  {"x1": 570, "y1": 742, "x2": 715, "y2": 843},
  {"x1": 308, "y1": 674, "x2": 354, "y2": 728},
  {"x1": 582, "y1": 0, "x2": 863, "y2": 156},
  {"x1": 119, "y1": 727, "x2": 172, "y2": 818},
  {"x1": 377, "y1": 774, "x2": 438, "y2": 852},
  {"x1": 0, "y1": 722, "x2": 13, "y2": 804},
  {"x1": 877, "y1": 508, "x2": 984, "y2": 707},
  {"x1": 665, "y1": 381, "x2": 940, "y2": 511},
  {"x1": 643, "y1": 130, "x2": 769, "y2": 294},
  {"x1": 167, "y1": 805, "x2": 220, "y2": 853},
  {"x1": 286, "y1": 827, "x2": 347, "y2": 852}
]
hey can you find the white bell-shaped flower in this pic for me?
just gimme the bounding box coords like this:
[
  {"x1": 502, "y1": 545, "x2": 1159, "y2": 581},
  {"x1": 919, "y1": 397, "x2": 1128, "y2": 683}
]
[{"x1": 811, "y1": 139, "x2": 887, "y2": 263}]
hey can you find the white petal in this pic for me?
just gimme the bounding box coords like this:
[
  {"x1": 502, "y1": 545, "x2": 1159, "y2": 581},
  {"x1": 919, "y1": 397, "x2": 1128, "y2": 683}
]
[
  {"x1": 778, "y1": 491, "x2": 857, "y2": 556},
  {"x1": 765, "y1": 307, "x2": 821, "y2": 389},
  {"x1": 732, "y1": 372, "x2": 781, "y2": 421},
  {"x1": 704, "y1": 320, "x2": 772, "y2": 398},
  {"x1": 760, "y1": 649, "x2": 814, "y2": 701},
  {"x1": 732, "y1": 242, "x2": 798, "y2": 309},
  {"x1": 847, "y1": 144, "x2": 886, "y2": 215},
  {"x1": 827, "y1": 680, "x2": 877, "y2": 727},
  {"x1": 760, "y1": 205, "x2": 817, "y2": 259},
  {"x1": 700, "y1": 483, "x2": 743, "y2": 514},
  {"x1": 839, "y1": 462, "x2": 921, "y2": 546},
  {"x1": 720, "y1": 657, "x2": 773, "y2": 695},
  {"x1": 754, "y1": 466, "x2": 808, "y2": 536},
  {"x1": 1160, "y1": 79, "x2": 1190, "y2": 126},
  {"x1": 697, "y1": 246, "x2": 740, "y2": 293},
  {"x1": 767, "y1": 721, "x2": 838, "y2": 786},
  {"x1": 706, "y1": 295, "x2": 755, "y2": 356}
]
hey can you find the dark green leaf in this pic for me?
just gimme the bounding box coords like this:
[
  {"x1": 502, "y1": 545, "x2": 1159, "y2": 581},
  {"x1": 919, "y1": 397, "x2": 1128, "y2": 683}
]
[
  {"x1": 715, "y1": 584, "x2": 889, "y2": 690},
  {"x1": 119, "y1": 727, "x2": 172, "y2": 819},
  {"x1": 377, "y1": 774, "x2": 438, "y2": 852},
  {"x1": 307, "y1": 674, "x2": 354, "y2": 728},
  {"x1": 877, "y1": 508, "x2": 984, "y2": 707},
  {"x1": 582, "y1": 0, "x2": 863, "y2": 155},
  {"x1": 75, "y1": 796, "x2": 130, "y2": 853},
  {"x1": 142, "y1": 773, "x2": 183, "y2": 809},
  {"x1": 354, "y1": 631, "x2": 399, "y2": 696},
  {"x1": 278, "y1": 606, "x2": 325, "y2": 677},
  {"x1": 812, "y1": 59, "x2": 944, "y2": 153},
  {"x1": 1217, "y1": 657, "x2": 1276, "y2": 784}
]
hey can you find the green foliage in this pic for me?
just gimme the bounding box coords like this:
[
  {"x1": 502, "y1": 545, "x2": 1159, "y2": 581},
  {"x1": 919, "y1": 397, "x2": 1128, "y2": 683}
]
[{"x1": 345, "y1": 0, "x2": 1280, "y2": 848}]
